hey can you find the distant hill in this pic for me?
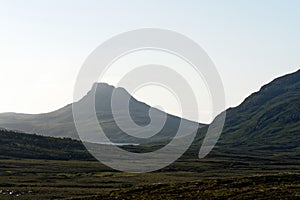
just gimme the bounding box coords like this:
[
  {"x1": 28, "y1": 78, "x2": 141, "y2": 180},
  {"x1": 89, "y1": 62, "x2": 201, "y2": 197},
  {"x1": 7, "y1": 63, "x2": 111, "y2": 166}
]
[{"x1": 0, "y1": 83, "x2": 201, "y2": 144}]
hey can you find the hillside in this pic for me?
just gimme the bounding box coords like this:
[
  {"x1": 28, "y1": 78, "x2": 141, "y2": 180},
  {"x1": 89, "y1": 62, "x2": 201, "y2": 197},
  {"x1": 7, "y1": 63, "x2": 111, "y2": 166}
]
[
  {"x1": 214, "y1": 69, "x2": 300, "y2": 154},
  {"x1": 0, "y1": 128, "x2": 93, "y2": 160},
  {"x1": 0, "y1": 83, "x2": 201, "y2": 144}
]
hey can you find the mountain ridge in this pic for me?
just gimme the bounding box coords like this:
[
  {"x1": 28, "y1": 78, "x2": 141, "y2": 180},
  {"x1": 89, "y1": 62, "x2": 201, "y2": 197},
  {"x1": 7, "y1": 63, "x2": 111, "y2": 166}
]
[
  {"x1": 0, "y1": 69, "x2": 299, "y2": 162},
  {"x1": 0, "y1": 69, "x2": 299, "y2": 150},
  {"x1": 213, "y1": 69, "x2": 300, "y2": 152},
  {"x1": 0, "y1": 82, "x2": 202, "y2": 144}
]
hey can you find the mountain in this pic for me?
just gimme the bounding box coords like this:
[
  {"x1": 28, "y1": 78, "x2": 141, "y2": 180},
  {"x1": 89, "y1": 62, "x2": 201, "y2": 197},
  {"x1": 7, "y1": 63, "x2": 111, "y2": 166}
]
[
  {"x1": 207, "y1": 69, "x2": 300, "y2": 155},
  {"x1": 0, "y1": 69, "x2": 299, "y2": 163},
  {"x1": 0, "y1": 69, "x2": 299, "y2": 153},
  {"x1": 0, "y1": 83, "x2": 201, "y2": 144}
]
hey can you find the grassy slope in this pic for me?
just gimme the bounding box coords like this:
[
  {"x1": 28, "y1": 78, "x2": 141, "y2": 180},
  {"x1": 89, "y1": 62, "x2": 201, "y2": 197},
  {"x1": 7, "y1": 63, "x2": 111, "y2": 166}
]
[
  {"x1": 0, "y1": 129, "x2": 93, "y2": 161},
  {"x1": 218, "y1": 69, "x2": 300, "y2": 148}
]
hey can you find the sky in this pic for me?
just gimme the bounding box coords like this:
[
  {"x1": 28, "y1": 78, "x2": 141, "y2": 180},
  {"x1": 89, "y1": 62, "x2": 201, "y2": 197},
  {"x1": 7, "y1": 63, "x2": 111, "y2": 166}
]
[{"x1": 0, "y1": 0, "x2": 299, "y2": 123}]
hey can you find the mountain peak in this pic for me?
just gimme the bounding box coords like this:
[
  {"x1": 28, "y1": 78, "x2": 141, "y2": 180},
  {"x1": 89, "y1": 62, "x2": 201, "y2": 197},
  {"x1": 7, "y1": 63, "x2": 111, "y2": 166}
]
[{"x1": 92, "y1": 82, "x2": 115, "y2": 90}]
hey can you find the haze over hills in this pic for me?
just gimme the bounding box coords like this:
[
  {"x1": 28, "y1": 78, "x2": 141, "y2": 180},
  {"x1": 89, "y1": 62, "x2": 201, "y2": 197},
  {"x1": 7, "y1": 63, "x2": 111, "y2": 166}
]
[
  {"x1": 0, "y1": 83, "x2": 201, "y2": 144},
  {"x1": 0, "y1": 69, "x2": 299, "y2": 161}
]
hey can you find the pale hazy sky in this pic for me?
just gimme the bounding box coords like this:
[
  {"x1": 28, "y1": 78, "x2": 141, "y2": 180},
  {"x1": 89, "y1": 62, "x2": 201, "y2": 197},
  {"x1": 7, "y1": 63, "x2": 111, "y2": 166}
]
[{"x1": 0, "y1": 0, "x2": 299, "y2": 123}]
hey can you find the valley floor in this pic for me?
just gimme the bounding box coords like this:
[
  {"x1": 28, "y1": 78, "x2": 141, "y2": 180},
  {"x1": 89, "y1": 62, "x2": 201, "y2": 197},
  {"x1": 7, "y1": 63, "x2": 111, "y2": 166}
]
[
  {"x1": 0, "y1": 156, "x2": 300, "y2": 200},
  {"x1": 78, "y1": 173, "x2": 300, "y2": 200}
]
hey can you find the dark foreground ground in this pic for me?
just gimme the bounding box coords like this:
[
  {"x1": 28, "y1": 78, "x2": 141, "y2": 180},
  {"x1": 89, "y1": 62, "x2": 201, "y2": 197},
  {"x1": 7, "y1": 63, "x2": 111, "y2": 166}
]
[
  {"x1": 79, "y1": 173, "x2": 300, "y2": 200},
  {"x1": 0, "y1": 155, "x2": 300, "y2": 200}
]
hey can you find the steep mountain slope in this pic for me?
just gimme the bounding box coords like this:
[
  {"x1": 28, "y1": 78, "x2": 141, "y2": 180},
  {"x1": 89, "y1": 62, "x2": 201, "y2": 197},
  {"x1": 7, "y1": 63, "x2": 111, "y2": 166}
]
[
  {"x1": 0, "y1": 83, "x2": 201, "y2": 144},
  {"x1": 213, "y1": 69, "x2": 300, "y2": 154}
]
